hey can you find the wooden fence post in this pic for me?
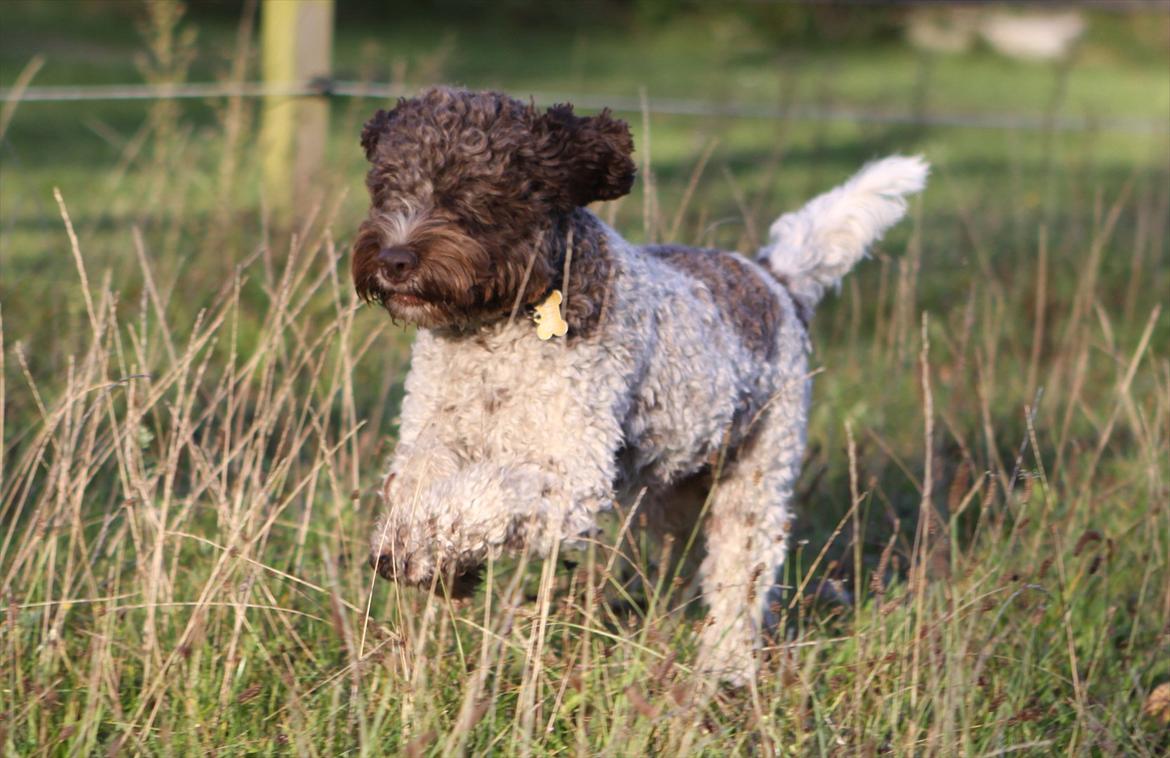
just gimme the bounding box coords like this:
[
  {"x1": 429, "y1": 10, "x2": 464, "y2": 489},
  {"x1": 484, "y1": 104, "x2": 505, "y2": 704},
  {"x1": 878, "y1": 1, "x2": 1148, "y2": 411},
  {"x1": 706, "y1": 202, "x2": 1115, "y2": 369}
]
[{"x1": 259, "y1": 0, "x2": 334, "y2": 217}]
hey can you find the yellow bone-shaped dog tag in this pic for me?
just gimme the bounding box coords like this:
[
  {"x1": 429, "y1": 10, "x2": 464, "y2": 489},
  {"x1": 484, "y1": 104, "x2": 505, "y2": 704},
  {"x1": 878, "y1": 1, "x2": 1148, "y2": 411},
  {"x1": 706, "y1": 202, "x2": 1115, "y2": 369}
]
[{"x1": 532, "y1": 289, "x2": 568, "y2": 341}]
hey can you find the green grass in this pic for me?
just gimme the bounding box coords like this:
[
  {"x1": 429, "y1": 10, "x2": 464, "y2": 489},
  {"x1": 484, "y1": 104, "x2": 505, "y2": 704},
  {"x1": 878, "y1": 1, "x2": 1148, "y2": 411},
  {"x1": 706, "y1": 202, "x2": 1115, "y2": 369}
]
[{"x1": 2, "y1": 2, "x2": 1169, "y2": 754}]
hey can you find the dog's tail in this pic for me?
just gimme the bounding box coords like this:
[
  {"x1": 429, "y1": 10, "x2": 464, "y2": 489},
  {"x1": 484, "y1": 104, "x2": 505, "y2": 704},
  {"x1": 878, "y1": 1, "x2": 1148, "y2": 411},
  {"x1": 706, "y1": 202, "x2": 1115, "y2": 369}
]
[{"x1": 757, "y1": 155, "x2": 929, "y2": 313}]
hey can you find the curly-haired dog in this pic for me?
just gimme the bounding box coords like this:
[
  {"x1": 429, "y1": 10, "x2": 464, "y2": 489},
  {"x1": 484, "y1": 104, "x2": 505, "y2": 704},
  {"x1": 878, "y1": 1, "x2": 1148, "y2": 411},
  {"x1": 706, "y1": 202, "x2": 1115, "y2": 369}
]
[{"x1": 355, "y1": 87, "x2": 927, "y2": 684}]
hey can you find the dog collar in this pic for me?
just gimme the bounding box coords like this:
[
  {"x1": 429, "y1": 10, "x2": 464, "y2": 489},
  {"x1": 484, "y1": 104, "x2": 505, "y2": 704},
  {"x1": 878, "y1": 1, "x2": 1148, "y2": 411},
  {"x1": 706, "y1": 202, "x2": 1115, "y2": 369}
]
[
  {"x1": 516, "y1": 222, "x2": 575, "y2": 339},
  {"x1": 529, "y1": 289, "x2": 568, "y2": 340}
]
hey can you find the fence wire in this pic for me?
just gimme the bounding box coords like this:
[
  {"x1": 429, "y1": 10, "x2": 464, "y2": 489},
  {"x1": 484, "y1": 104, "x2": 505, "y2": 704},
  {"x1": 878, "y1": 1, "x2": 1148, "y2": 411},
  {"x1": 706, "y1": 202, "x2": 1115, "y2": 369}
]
[{"x1": 0, "y1": 80, "x2": 1166, "y2": 135}]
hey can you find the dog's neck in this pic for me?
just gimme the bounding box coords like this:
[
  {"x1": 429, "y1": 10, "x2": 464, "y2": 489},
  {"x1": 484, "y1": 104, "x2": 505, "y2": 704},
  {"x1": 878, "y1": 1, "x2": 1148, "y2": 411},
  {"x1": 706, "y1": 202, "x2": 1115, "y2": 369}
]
[{"x1": 430, "y1": 208, "x2": 616, "y2": 343}]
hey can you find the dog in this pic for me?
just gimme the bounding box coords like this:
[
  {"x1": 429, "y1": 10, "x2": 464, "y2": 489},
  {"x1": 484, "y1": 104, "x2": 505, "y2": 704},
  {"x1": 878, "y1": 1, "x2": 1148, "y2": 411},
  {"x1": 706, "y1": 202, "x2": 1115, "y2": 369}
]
[{"x1": 354, "y1": 87, "x2": 927, "y2": 684}]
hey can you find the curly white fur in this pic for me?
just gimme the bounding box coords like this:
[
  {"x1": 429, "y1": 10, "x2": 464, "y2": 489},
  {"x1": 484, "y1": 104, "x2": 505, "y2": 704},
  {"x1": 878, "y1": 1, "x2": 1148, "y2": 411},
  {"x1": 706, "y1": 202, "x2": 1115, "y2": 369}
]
[{"x1": 758, "y1": 155, "x2": 929, "y2": 311}]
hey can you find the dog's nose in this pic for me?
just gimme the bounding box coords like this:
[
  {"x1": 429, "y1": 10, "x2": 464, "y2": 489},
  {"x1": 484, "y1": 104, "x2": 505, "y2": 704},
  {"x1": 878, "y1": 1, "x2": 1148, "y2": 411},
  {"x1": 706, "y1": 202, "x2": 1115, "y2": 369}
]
[{"x1": 377, "y1": 247, "x2": 418, "y2": 282}]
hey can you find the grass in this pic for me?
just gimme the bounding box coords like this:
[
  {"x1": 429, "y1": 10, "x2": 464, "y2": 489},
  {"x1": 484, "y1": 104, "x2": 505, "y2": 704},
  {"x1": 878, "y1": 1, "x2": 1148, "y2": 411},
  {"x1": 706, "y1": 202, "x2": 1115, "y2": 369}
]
[{"x1": 2, "y1": 1, "x2": 1169, "y2": 754}]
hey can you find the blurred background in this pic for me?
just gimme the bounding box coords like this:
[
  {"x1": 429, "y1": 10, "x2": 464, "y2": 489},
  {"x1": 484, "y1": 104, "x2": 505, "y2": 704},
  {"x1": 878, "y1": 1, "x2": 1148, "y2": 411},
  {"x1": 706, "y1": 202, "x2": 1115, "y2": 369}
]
[
  {"x1": 1, "y1": 2, "x2": 1169, "y2": 751},
  {"x1": 3, "y1": 1, "x2": 1167, "y2": 346},
  {"x1": 2, "y1": 0, "x2": 1166, "y2": 477}
]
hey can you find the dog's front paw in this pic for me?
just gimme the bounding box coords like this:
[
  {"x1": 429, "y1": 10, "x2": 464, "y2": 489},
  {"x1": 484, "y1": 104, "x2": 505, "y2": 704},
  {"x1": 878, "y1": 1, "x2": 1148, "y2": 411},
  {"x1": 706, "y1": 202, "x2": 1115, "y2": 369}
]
[
  {"x1": 367, "y1": 460, "x2": 564, "y2": 597},
  {"x1": 368, "y1": 516, "x2": 485, "y2": 598},
  {"x1": 368, "y1": 549, "x2": 484, "y2": 598}
]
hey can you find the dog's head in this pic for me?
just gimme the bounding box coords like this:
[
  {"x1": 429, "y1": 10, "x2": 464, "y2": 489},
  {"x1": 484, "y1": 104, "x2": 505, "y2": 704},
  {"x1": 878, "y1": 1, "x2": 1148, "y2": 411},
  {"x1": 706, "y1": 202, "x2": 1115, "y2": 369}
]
[{"x1": 352, "y1": 87, "x2": 635, "y2": 328}]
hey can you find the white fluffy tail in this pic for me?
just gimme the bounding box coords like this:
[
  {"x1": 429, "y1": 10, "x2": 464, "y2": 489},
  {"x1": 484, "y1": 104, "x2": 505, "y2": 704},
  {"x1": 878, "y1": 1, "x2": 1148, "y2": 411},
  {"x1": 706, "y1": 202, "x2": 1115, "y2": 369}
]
[{"x1": 758, "y1": 155, "x2": 929, "y2": 312}]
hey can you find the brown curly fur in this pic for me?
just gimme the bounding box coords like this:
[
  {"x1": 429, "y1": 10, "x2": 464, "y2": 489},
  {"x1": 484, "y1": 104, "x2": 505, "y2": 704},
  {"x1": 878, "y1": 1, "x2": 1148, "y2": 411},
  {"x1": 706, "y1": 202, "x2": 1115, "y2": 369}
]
[
  {"x1": 352, "y1": 88, "x2": 634, "y2": 331},
  {"x1": 647, "y1": 245, "x2": 784, "y2": 359},
  {"x1": 545, "y1": 209, "x2": 615, "y2": 341}
]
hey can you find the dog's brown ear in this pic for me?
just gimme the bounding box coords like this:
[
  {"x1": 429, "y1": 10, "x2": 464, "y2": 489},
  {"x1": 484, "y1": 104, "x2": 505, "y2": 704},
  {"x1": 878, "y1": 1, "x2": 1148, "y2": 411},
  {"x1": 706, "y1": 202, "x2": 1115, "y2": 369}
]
[{"x1": 532, "y1": 103, "x2": 636, "y2": 207}]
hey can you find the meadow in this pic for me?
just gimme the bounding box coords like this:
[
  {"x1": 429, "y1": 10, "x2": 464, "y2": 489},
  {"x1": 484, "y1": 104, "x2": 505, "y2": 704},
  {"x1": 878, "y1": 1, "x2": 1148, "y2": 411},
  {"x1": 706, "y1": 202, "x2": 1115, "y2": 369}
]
[{"x1": 1, "y1": 2, "x2": 1168, "y2": 754}]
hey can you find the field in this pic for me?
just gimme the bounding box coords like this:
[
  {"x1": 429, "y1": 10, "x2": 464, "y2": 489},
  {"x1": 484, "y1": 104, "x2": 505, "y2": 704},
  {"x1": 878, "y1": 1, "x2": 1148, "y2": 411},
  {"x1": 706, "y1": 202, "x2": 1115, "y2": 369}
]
[{"x1": 2, "y1": 2, "x2": 1168, "y2": 754}]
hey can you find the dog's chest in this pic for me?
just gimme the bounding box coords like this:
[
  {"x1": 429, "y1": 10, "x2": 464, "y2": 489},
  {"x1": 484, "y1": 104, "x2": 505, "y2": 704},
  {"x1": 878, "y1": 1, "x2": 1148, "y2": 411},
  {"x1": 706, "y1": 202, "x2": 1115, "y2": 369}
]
[{"x1": 411, "y1": 326, "x2": 598, "y2": 465}]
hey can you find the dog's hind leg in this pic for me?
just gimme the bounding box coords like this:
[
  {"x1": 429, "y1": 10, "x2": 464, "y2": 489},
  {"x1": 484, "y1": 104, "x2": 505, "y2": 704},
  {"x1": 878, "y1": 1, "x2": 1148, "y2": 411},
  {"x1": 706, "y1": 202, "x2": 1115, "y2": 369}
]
[
  {"x1": 608, "y1": 472, "x2": 712, "y2": 614},
  {"x1": 695, "y1": 379, "x2": 808, "y2": 685}
]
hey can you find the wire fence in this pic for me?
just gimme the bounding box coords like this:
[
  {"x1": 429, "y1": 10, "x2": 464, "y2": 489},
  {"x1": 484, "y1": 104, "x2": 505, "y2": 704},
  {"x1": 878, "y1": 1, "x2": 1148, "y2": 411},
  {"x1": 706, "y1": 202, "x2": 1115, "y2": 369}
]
[{"x1": 1, "y1": 79, "x2": 1166, "y2": 135}]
